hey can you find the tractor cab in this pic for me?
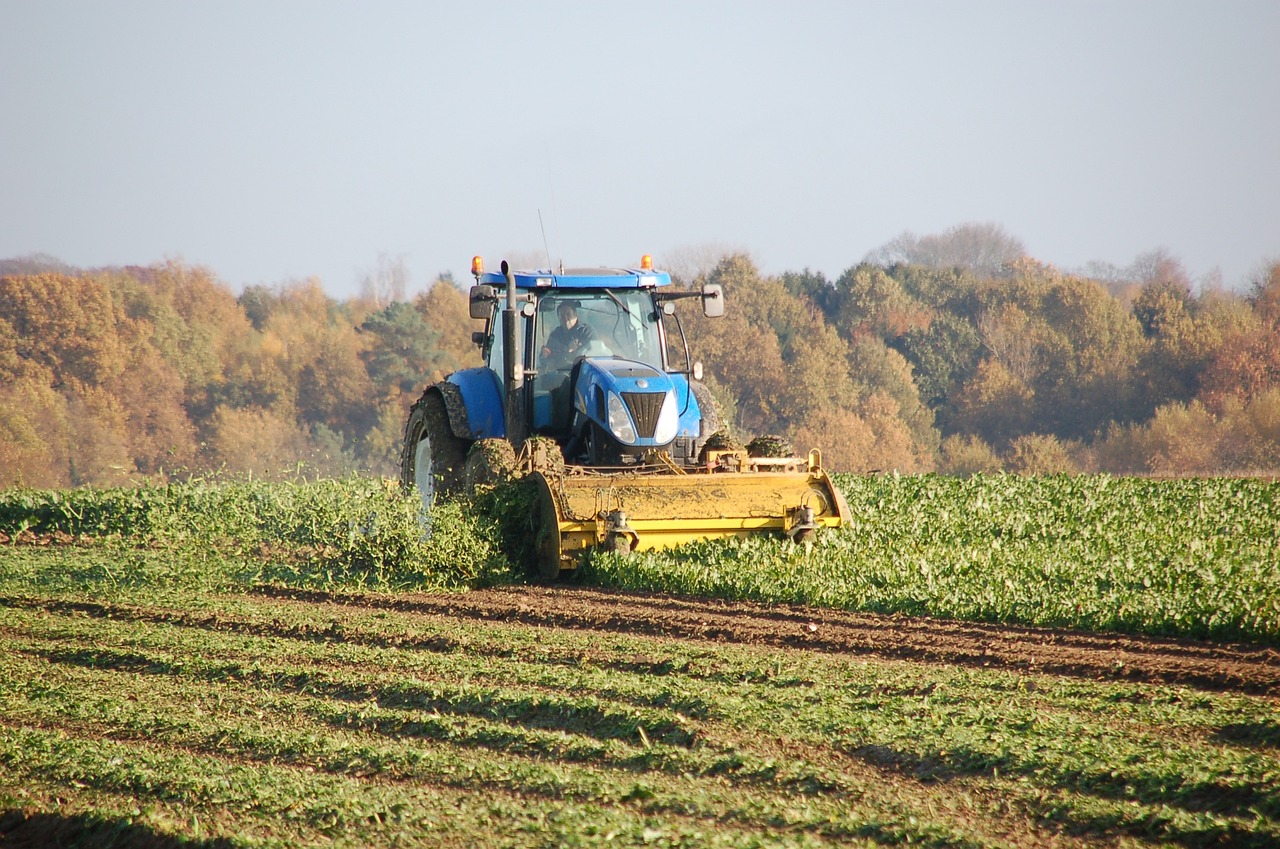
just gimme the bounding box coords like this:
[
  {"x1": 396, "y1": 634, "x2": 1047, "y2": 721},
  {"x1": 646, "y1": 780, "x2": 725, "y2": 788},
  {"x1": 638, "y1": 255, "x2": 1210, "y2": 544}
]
[{"x1": 467, "y1": 258, "x2": 721, "y2": 466}]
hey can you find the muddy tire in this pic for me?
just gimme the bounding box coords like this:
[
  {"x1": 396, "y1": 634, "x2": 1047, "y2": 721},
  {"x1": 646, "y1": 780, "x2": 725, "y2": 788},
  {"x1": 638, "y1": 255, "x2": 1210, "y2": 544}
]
[
  {"x1": 401, "y1": 390, "x2": 468, "y2": 510},
  {"x1": 463, "y1": 438, "x2": 517, "y2": 489}
]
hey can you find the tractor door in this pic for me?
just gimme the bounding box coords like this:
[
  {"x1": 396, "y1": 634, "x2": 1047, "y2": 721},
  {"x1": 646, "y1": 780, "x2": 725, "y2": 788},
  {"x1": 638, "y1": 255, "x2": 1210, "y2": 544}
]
[{"x1": 530, "y1": 295, "x2": 582, "y2": 434}]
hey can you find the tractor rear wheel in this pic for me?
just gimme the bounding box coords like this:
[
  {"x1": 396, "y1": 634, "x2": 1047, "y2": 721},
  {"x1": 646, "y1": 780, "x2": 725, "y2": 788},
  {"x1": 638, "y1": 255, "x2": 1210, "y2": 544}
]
[{"x1": 401, "y1": 390, "x2": 468, "y2": 512}]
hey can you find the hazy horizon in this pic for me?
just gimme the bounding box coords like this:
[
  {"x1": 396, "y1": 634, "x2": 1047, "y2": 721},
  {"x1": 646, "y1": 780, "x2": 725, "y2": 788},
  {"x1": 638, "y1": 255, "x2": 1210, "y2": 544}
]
[{"x1": 3, "y1": 1, "x2": 1277, "y2": 296}]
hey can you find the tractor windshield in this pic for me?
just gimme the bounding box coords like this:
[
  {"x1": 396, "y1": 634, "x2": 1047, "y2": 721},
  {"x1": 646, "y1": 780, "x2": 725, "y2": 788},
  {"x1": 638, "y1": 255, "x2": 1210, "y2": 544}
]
[
  {"x1": 534, "y1": 290, "x2": 663, "y2": 371},
  {"x1": 531, "y1": 289, "x2": 664, "y2": 432}
]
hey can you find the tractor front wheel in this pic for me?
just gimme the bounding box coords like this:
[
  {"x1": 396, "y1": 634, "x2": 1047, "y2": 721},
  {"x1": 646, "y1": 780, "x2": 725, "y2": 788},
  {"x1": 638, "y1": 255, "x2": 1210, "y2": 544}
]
[
  {"x1": 463, "y1": 438, "x2": 517, "y2": 489},
  {"x1": 401, "y1": 390, "x2": 468, "y2": 512}
]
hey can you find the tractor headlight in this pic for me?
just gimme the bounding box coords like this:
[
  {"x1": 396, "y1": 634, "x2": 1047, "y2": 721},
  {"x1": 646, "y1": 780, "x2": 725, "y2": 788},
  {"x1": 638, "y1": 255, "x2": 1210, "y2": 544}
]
[
  {"x1": 653, "y1": 390, "x2": 679, "y2": 444},
  {"x1": 606, "y1": 392, "x2": 638, "y2": 444}
]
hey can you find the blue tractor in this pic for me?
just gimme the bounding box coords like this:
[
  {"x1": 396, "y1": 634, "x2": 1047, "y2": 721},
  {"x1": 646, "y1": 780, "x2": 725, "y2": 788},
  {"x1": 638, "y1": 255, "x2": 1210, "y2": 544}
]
[{"x1": 401, "y1": 256, "x2": 849, "y2": 578}]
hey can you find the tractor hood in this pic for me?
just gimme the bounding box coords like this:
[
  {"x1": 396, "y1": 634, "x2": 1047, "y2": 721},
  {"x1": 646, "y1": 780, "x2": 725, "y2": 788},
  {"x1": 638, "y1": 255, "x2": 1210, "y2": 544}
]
[{"x1": 572, "y1": 358, "x2": 683, "y2": 448}]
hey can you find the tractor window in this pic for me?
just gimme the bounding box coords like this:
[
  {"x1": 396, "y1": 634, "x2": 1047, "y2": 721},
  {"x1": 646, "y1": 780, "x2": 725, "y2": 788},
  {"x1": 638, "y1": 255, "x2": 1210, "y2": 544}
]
[
  {"x1": 485, "y1": 310, "x2": 505, "y2": 376},
  {"x1": 534, "y1": 291, "x2": 663, "y2": 371},
  {"x1": 529, "y1": 291, "x2": 665, "y2": 432},
  {"x1": 575, "y1": 290, "x2": 663, "y2": 370}
]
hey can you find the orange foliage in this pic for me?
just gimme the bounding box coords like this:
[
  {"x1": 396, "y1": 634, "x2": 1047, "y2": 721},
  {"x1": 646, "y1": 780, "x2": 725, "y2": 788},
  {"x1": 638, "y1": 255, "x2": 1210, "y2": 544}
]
[
  {"x1": 949, "y1": 359, "x2": 1034, "y2": 449},
  {"x1": 414, "y1": 280, "x2": 483, "y2": 379},
  {"x1": 1199, "y1": 326, "x2": 1280, "y2": 412},
  {"x1": 791, "y1": 407, "x2": 875, "y2": 473},
  {"x1": 204, "y1": 406, "x2": 314, "y2": 479},
  {"x1": 5, "y1": 252, "x2": 1277, "y2": 484},
  {"x1": 0, "y1": 377, "x2": 71, "y2": 488}
]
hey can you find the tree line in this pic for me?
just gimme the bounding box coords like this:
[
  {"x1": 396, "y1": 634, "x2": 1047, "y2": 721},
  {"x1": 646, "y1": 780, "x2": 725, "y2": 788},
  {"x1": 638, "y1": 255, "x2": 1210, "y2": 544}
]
[
  {"x1": 2, "y1": 230, "x2": 1278, "y2": 487},
  {"x1": 0, "y1": 260, "x2": 477, "y2": 487},
  {"x1": 688, "y1": 237, "x2": 1280, "y2": 476}
]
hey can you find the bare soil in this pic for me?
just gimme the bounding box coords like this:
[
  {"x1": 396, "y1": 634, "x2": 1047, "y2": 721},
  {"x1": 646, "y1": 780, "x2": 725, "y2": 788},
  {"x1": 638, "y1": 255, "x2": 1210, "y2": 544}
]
[{"x1": 260, "y1": 584, "x2": 1280, "y2": 697}]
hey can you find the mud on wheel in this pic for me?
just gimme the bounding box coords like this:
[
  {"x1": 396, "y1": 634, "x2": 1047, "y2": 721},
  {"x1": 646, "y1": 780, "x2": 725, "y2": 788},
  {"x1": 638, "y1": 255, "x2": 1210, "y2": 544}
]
[
  {"x1": 401, "y1": 389, "x2": 468, "y2": 510},
  {"x1": 463, "y1": 438, "x2": 517, "y2": 489}
]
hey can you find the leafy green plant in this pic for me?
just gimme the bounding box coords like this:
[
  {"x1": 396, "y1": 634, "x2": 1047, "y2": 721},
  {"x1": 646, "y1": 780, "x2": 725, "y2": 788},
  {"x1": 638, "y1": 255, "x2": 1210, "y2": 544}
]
[
  {"x1": 2, "y1": 562, "x2": 1277, "y2": 847},
  {"x1": 0, "y1": 477, "x2": 517, "y2": 591},
  {"x1": 589, "y1": 473, "x2": 1280, "y2": 644}
]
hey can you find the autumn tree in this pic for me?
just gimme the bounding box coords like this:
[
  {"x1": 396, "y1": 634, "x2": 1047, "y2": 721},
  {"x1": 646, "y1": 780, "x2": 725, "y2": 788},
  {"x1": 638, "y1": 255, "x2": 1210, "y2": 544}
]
[
  {"x1": 0, "y1": 377, "x2": 71, "y2": 488},
  {"x1": 937, "y1": 434, "x2": 1001, "y2": 476},
  {"x1": 1, "y1": 273, "x2": 131, "y2": 390},
  {"x1": 5, "y1": 247, "x2": 1276, "y2": 483},
  {"x1": 0, "y1": 271, "x2": 197, "y2": 483},
  {"x1": 411, "y1": 278, "x2": 483, "y2": 383},
  {"x1": 1005, "y1": 434, "x2": 1078, "y2": 475},
  {"x1": 1199, "y1": 329, "x2": 1280, "y2": 412},
  {"x1": 1251, "y1": 261, "x2": 1280, "y2": 324},
  {"x1": 684, "y1": 255, "x2": 936, "y2": 471},
  {"x1": 829, "y1": 264, "x2": 930, "y2": 340},
  {"x1": 895, "y1": 312, "x2": 982, "y2": 412}
]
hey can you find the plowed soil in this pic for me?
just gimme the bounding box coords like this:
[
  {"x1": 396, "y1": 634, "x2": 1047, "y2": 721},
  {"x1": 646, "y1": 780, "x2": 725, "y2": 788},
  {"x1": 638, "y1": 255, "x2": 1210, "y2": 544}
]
[{"x1": 259, "y1": 584, "x2": 1280, "y2": 696}]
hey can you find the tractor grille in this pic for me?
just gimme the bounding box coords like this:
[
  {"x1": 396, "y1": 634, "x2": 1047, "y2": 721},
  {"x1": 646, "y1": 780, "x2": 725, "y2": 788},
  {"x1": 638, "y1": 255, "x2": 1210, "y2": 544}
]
[{"x1": 621, "y1": 392, "x2": 665, "y2": 439}]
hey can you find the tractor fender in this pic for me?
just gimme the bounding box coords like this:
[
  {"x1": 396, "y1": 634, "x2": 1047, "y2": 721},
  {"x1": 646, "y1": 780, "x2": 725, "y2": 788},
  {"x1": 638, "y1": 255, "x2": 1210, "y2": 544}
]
[{"x1": 445, "y1": 367, "x2": 506, "y2": 439}]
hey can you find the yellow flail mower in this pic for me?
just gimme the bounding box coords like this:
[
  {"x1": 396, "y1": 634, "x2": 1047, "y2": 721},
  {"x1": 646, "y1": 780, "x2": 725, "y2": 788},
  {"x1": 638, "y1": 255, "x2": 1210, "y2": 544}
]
[{"x1": 401, "y1": 256, "x2": 850, "y2": 578}]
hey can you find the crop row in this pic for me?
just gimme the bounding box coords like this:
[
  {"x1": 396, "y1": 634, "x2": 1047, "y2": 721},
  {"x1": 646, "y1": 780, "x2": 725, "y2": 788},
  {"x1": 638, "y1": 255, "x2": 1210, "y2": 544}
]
[
  {"x1": 1, "y1": 473, "x2": 1277, "y2": 643},
  {"x1": 2, "y1": 549, "x2": 1279, "y2": 846},
  {"x1": 590, "y1": 473, "x2": 1280, "y2": 644},
  {"x1": 0, "y1": 477, "x2": 515, "y2": 591}
]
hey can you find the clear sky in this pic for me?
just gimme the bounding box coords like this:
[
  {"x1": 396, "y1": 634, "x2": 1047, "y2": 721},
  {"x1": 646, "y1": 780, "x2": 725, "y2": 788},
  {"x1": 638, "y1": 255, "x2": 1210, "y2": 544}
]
[{"x1": 3, "y1": 1, "x2": 1277, "y2": 298}]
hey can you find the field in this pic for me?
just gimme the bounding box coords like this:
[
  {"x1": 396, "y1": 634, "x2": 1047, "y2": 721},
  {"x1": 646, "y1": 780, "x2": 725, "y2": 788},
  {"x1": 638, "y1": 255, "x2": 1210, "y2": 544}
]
[{"x1": 1, "y1": 475, "x2": 1278, "y2": 847}]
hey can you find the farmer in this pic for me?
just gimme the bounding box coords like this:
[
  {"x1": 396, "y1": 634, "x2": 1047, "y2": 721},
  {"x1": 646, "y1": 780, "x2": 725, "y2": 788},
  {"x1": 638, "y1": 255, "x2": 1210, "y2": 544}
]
[{"x1": 541, "y1": 301, "x2": 596, "y2": 367}]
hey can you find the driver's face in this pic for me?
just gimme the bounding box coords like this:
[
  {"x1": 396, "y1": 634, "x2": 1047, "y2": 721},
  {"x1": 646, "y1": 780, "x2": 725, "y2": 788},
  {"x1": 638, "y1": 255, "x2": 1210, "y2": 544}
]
[{"x1": 557, "y1": 307, "x2": 577, "y2": 327}]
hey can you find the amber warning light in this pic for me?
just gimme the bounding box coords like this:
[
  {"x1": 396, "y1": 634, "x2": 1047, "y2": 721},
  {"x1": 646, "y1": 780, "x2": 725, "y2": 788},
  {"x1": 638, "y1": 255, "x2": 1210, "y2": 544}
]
[
  {"x1": 471, "y1": 256, "x2": 485, "y2": 277},
  {"x1": 640, "y1": 254, "x2": 653, "y2": 271}
]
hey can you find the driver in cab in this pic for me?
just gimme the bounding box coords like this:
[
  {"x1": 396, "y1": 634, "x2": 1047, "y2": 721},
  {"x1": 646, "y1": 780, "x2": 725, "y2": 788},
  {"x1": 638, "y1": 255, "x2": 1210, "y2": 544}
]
[{"x1": 540, "y1": 302, "x2": 595, "y2": 367}]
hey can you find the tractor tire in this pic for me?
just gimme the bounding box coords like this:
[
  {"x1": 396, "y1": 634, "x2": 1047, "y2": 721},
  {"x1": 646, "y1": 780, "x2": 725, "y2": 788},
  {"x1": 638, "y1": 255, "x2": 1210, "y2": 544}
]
[
  {"x1": 691, "y1": 379, "x2": 723, "y2": 441},
  {"x1": 463, "y1": 438, "x2": 517, "y2": 489},
  {"x1": 401, "y1": 390, "x2": 468, "y2": 509}
]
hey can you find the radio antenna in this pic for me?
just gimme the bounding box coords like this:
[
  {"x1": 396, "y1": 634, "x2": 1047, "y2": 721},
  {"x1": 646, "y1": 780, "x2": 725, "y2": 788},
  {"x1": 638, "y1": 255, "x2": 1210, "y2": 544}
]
[{"x1": 538, "y1": 209, "x2": 553, "y2": 270}]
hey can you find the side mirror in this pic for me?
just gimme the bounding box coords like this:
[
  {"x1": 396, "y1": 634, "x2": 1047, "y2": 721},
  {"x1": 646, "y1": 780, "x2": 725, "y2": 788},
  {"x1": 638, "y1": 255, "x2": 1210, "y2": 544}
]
[
  {"x1": 701, "y1": 282, "x2": 725, "y2": 318},
  {"x1": 471, "y1": 330, "x2": 486, "y2": 348},
  {"x1": 469, "y1": 285, "x2": 496, "y2": 320}
]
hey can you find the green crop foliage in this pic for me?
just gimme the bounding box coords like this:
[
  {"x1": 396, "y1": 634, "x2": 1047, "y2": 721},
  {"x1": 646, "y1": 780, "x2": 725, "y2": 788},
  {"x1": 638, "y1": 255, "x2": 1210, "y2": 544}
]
[
  {"x1": 4, "y1": 473, "x2": 1278, "y2": 641},
  {"x1": 0, "y1": 478, "x2": 517, "y2": 592},
  {"x1": 2, "y1": 553, "x2": 1278, "y2": 847},
  {"x1": 588, "y1": 473, "x2": 1280, "y2": 645}
]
